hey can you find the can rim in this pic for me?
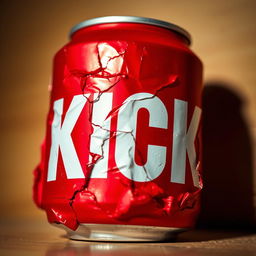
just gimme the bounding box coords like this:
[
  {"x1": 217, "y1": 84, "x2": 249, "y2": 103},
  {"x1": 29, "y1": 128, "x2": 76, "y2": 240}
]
[
  {"x1": 69, "y1": 16, "x2": 191, "y2": 45},
  {"x1": 55, "y1": 223, "x2": 187, "y2": 242}
]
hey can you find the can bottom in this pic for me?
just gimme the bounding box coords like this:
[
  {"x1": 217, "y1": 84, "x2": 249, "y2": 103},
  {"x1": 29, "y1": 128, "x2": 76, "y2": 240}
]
[{"x1": 55, "y1": 223, "x2": 187, "y2": 242}]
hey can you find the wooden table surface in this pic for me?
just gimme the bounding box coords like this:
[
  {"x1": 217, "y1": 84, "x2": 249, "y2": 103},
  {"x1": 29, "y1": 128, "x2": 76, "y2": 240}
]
[{"x1": 1, "y1": 218, "x2": 255, "y2": 256}]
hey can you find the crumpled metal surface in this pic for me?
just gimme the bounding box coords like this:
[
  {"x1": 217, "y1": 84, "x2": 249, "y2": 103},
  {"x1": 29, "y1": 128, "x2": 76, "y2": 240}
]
[{"x1": 33, "y1": 24, "x2": 203, "y2": 231}]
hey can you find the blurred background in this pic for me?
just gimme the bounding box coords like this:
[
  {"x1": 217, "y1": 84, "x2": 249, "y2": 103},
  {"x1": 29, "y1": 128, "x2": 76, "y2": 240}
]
[{"x1": 0, "y1": 0, "x2": 255, "y2": 227}]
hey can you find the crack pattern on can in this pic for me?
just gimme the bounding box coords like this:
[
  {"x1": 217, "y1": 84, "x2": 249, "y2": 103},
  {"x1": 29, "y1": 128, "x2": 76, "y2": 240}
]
[{"x1": 33, "y1": 16, "x2": 203, "y2": 240}]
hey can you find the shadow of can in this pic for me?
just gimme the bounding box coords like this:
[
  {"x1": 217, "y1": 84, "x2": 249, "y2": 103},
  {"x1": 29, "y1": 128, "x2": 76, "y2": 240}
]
[{"x1": 198, "y1": 82, "x2": 255, "y2": 229}]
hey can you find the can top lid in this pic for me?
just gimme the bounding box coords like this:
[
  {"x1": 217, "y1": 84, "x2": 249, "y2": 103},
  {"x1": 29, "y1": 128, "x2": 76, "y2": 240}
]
[{"x1": 69, "y1": 16, "x2": 191, "y2": 45}]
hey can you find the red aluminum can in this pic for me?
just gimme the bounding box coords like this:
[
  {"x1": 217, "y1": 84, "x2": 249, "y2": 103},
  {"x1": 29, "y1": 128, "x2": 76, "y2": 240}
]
[{"x1": 33, "y1": 16, "x2": 203, "y2": 241}]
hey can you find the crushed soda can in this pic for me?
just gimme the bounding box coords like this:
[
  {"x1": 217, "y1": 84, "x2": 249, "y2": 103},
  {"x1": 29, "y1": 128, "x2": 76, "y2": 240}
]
[{"x1": 33, "y1": 16, "x2": 203, "y2": 241}]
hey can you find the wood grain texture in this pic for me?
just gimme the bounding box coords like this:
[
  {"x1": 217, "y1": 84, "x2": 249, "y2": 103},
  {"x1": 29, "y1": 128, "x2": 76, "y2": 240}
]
[{"x1": 0, "y1": 219, "x2": 255, "y2": 256}]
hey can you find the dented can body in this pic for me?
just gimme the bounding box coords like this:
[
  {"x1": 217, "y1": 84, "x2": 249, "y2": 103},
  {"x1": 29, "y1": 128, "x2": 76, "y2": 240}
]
[{"x1": 33, "y1": 16, "x2": 203, "y2": 241}]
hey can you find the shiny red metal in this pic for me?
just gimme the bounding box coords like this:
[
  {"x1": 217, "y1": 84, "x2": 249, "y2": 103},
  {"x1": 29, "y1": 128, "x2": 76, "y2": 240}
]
[{"x1": 33, "y1": 16, "x2": 203, "y2": 239}]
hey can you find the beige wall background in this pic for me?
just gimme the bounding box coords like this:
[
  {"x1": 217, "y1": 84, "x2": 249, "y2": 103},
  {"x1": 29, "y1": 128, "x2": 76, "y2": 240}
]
[{"x1": 0, "y1": 0, "x2": 255, "y2": 225}]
